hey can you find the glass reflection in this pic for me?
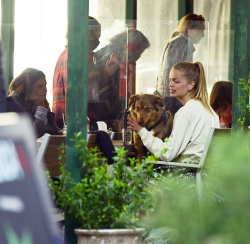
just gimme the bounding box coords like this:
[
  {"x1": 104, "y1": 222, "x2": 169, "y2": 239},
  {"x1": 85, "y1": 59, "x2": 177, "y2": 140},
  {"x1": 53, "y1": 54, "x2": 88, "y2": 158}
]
[
  {"x1": 89, "y1": 28, "x2": 150, "y2": 132},
  {"x1": 12, "y1": 0, "x2": 234, "y2": 138}
]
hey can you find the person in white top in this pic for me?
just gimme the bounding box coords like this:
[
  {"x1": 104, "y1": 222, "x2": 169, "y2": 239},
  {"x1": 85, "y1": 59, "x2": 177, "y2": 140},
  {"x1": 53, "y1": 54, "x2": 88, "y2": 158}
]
[{"x1": 127, "y1": 61, "x2": 220, "y2": 163}]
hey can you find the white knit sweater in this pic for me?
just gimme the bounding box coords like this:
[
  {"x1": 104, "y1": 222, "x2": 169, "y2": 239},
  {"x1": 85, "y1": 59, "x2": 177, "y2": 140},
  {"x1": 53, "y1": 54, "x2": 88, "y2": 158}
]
[{"x1": 138, "y1": 99, "x2": 220, "y2": 161}]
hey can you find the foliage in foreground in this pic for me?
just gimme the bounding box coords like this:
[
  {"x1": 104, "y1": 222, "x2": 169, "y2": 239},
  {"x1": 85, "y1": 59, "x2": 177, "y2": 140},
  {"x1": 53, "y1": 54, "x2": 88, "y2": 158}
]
[
  {"x1": 49, "y1": 132, "x2": 160, "y2": 229},
  {"x1": 49, "y1": 131, "x2": 250, "y2": 242},
  {"x1": 237, "y1": 76, "x2": 250, "y2": 128},
  {"x1": 143, "y1": 133, "x2": 250, "y2": 244}
]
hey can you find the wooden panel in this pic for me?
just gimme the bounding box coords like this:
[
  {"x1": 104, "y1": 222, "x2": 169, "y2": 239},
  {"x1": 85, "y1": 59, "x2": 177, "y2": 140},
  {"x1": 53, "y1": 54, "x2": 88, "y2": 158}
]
[
  {"x1": 87, "y1": 134, "x2": 98, "y2": 149},
  {"x1": 43, "y1": 134, "x2": 97, "y2": 177},
  {"x1": 214, "y1": 128, "x2": 232, "y2": 137}
]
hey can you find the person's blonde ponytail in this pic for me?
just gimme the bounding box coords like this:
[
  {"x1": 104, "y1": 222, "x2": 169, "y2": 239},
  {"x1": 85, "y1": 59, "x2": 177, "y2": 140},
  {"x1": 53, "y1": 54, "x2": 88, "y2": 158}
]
[{"x1": 192, "y1": 62, "x2": 213, "y2": 114}]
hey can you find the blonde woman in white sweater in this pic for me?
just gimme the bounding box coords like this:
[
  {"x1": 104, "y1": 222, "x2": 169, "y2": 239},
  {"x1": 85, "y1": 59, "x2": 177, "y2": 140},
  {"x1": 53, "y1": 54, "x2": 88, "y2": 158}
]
[{"x1": 128, "y1": 61, "x2": 219, "y2": 164}]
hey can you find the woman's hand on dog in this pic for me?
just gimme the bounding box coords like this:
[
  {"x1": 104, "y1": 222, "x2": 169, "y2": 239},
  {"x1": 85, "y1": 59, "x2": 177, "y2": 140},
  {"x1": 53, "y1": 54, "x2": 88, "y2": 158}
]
[{"x1": 127, "y1": 114, "x2": 143, "y2": 132}]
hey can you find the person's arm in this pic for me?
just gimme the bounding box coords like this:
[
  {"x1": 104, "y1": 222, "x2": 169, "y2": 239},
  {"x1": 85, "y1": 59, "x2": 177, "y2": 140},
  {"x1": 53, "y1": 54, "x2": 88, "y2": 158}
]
[
  {"x1": 32, "y1": 104, "x2": 49, "y2": 138},
  {"x1": 33, "y1": 118, "x2": 47, "y2": 138},
  {"x1": 9, "y1": 92, "x2": 49, "y2": 138},
  {"x1": 52, "y1": 49, "x2": 67, "y2": 125},
  {"x1": 34, "y1": 106, "x2": 48, "y2": 124},
  {"x1": 128, "y1": 112, "x2": 191, "y2": 161},
  {"x1": 29, "y1": 87, "x2": 48, "y2": 125},
  {"x1": 33, "y1": 108, "x2": 63, "y2": 138}
]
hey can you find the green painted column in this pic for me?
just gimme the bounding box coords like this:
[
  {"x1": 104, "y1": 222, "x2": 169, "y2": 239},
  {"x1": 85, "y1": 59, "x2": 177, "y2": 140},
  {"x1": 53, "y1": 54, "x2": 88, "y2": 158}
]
[
  {"x1": 178, "y1": 0, "x2": 193, "y2": 20},
  {"x1": 1, "y1": 0, "x2": 15, "y2": 89},
  {"x1": 232, "y1": 0, "x2": 250, "y2": 130},
  {"x1": 228, "y1": 0, "x2": 235, "y2": 82},
  {"x1": 126, "y1": 0, "x2": 137, "y2": 27},
  {"x1": 65, "y1": 0, "x2": 89, "y2": 243},
  {"x1": 124, "y1": 0, "x2": 137, "y2": 146}
]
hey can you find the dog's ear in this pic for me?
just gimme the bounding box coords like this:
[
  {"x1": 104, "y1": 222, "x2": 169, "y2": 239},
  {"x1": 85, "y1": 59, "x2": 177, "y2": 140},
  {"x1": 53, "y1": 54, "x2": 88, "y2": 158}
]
[
  {"x1": 129, "y1": 95, "x2": 140, "y2": 109},
  {"x1": 153, "y1": 95, "x2": 163, "y2": 108}
]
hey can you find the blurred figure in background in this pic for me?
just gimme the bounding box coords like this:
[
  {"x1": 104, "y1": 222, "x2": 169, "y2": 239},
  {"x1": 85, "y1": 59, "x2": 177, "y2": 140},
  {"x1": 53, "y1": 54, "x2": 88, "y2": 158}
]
[
  {"x1": 52, "y1": 16, "x2": 117, "y2": 129},
  {"x1": 155, "y1": 14, "x2": 205, "y2": 116},
  {"x1": 156, "y1": 14, "x2": 205, "y2": 97},
  {"x1": 8, "y1": 68, "x2": 62, "y2": 138},
  {"x1": 210, "y1": 81, "x2": 233, "y2": 128},
  {"x1": 95, "y1": 28, "x2": 150, "y2": 131}
]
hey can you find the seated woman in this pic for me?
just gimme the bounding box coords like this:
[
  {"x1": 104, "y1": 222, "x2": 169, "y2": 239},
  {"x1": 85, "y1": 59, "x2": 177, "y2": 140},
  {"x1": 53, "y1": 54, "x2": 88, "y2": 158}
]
[
  {"x1": 8, "y1": 68, "x2": 62, "y2": 138},
  {"x1": 127, "y1": 61, "x2": 220, "y2": 164},
  {"x1": 209, "y1": 81, "x2": 233, "y2": 128}
]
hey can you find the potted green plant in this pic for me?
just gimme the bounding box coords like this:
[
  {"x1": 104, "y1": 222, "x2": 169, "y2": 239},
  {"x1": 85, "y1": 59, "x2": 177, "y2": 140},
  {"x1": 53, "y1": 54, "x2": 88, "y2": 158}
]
[{"x1": 49, "y1": 132, "x2": 158, "y2": 244}]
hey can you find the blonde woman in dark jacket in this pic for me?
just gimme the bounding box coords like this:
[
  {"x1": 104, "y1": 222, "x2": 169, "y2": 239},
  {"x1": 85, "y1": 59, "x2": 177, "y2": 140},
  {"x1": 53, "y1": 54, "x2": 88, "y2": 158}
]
[{"x1": 155, "y1": 14, "x2": 205, "y2": 98}]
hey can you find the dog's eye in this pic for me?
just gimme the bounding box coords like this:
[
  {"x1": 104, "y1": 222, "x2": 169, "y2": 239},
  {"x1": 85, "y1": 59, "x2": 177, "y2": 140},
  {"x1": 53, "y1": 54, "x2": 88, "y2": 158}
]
[
  {"x1": 146, "y1": 108, "x2": 150, "y2": 112},
  {"x1": 136, "y1": 107, "x2": 140, "y2": 112}
]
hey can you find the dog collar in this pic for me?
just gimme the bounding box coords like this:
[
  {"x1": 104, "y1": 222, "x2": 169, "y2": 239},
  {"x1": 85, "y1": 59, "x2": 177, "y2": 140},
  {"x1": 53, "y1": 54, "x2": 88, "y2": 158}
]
[{"x1": 146, "y1": 111, "x2": 166, "y2": 131}]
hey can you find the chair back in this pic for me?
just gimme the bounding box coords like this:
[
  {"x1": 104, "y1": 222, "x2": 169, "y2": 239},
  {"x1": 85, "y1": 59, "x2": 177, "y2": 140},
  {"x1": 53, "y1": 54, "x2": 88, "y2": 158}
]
[
  {"x1": 214, "y1": 128, "x2": 232, "y2": 137},
  {"x1": 43, "y1": 134, "x2": 98, "y2": 177},
  {"x1": 36, "y1": 133, "x2": 51, "y2": 165},
  {"x1": 154, "y1": 127, "x2": 215, "y2": 205},
  {"x1": 199, "y1": 127, "x2": 215, "y2": 167}
]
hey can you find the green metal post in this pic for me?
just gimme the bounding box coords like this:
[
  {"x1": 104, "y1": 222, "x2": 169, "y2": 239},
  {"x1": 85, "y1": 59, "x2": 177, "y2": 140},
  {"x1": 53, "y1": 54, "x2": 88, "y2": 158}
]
[
  {"x1": 66, "y1": 0, "x2": 89, "y2": 243},
  {"x1": 178, "y1": 0, "x2": 193, "y2": 20},
  {"x1": 232, "y1": 0, "x2": 250, "y2": 130},
  {"x1": 126, "y1": 0, "x2": 137, "y2": 27},
  {"x1": 228, "y1": 0, "x2": 235, "y2": 82},
  {"x1": 1, "y1": 0, "x2": 15, "y2": 89}
]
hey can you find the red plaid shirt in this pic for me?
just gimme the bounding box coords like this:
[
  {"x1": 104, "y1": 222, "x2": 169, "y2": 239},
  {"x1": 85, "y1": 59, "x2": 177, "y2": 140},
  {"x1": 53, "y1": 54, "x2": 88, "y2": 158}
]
[
  {"x1": 52, "y1": 48, "x2": 108, "y2": 122},
  {"x1": 52, "y1": 48, "x2": 67, "y2": 122}
]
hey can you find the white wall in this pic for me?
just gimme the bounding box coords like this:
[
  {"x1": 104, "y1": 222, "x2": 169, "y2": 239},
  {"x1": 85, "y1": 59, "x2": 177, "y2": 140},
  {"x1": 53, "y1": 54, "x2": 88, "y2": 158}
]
[{"x1": 14, "y1": 0, "x2": 67, "y2": 106}]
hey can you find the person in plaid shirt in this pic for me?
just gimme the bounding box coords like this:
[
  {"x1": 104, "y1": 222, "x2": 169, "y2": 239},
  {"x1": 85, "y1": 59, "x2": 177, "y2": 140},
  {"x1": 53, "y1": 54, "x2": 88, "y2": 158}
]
[
  {"x1": 52, "y1": 16, "x2": 117, "y2": 129},
  {"x1": 52, "y1": 47, "x2": 67, "y2": 129}
]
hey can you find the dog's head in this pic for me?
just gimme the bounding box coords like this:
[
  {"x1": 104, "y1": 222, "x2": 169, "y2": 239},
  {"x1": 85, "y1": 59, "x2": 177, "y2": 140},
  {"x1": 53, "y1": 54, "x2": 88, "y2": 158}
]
[{"x1": 129, "y1": 94, "x2": 164, "y2": 127}]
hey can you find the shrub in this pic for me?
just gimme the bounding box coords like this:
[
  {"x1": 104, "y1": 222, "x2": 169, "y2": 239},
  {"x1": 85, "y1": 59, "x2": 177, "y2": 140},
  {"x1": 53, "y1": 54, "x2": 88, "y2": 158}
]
[
  {"x1": 49, "y1": 132, "x2": 159, "y2": 229},
  {"x1": 144, "y1": 132, "x2": 250, "y2": 243}
]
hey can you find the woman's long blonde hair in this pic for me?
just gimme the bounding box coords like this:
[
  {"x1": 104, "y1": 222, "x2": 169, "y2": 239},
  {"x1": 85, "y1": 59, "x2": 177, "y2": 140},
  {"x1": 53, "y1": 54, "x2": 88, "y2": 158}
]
[{"x1": 172, "y1": 61, "x2": 213, "y2": 114}]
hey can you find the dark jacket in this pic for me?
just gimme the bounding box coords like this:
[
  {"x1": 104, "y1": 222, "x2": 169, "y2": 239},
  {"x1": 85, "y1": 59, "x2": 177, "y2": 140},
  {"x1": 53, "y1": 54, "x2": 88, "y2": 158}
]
[
  {"x1": 9, "y1": 91, "x2": 62, "y2": 138},
  {"x1": 5, "y1": 96, "x2": 25, "y2": 113},
  {"x1": 155, "y1": 33, "x2": 195, "y2": 97}
]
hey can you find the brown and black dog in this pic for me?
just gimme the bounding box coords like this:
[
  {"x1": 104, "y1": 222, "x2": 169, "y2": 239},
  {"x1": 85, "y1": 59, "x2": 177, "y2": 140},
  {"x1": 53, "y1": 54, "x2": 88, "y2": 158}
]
[{"x1": 128, "y1": 94, "x2": 173, "y2": 162}]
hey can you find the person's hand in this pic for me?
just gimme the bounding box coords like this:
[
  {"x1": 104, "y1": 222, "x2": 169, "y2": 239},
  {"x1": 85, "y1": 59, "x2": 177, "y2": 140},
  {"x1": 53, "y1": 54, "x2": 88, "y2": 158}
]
[
  {"x1": 127, "y1": 114, "x2": 143, "y2": 133},
  {"x1": 29, "y1": 87, "x2": 45, "y2": 107},
  {"x1": 105, "y1": 60, "x2": 118, "y2": 76}
]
